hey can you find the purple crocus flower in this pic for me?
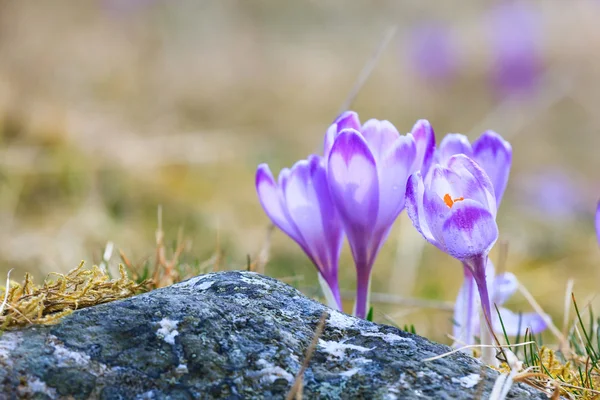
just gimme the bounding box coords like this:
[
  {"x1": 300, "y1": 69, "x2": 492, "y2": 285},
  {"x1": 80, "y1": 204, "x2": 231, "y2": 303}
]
[
  {"x1": 324, "y1": 112, "x2": 435, "y2": 318},
  {"x1": 256, "y1": 155, "x2": 344, "y2": 311},
  {"x1": 406, "y1": 153, "x2": 499, "y2": 362},
  {"x1": 437, "y1": 131, "x2": 512, "y2": 207},
  {"x1": 488, "y1": 1, "x2": 541, "y2": 98},
  {"x1": 596, "y1": 201, "x2": 600, "y2": 246},
  {"x1": 454, "y1": 260, "x2": 548, "y2": 347}
]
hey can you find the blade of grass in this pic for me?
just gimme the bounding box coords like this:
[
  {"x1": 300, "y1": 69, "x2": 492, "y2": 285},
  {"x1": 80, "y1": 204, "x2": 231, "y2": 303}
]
[{"x1": 573, "y1": 293, "x2": 599, "y2": 360}]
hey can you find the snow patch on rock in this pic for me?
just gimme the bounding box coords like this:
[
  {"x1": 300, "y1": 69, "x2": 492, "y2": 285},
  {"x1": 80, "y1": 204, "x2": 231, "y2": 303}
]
[
  {"x1": 318, "y1": 339, "x2": 373, "y2": 359},
  {"x1": 248, "y1": 359, "x2": 294, "y2": 383},
  {"x1": 327, "y1": 310, "x2": 356, "y2": 330},
  {"x1": 156, "y1": 318, "x2": 179, "y2": 345},
  {"x1": 49, "y1": 337, "x2": 92, "y2": 367},
  {"x1": 361, "y1": 331, "x2": 414, "y2": 344},
  {"x1": 196, "y1": 280, "x2": 214, "y2": 291},
  {"x1": 452, "y1": 373, "x2": 481, "y2": 388}
]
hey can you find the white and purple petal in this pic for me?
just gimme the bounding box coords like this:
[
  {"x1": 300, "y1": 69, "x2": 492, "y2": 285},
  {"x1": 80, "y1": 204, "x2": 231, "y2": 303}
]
[
  {"x1": 447, "y1": 154, "x2": 497, "y2": 216},
  {"x1": 375, "y1": 136, "x2": 417, "y2": 231},
  {"x1": 327, "y1": 129, "x2": 379, "y2": 259},
  {"x1": 441, "y1": 200, "x2": 499, "y2": 261},
  {"x1": 361, "y1": 119, "x2": 401, "y2": 162},
  {"x1": 405, "y1": 173, "x2": 439, "y2": 247},
  {"x1": 491, "y1": 272, "x2": 518, "y2": 306},
  {"x1": 438, "y1": 134, "x2": 473, "y2": 165},
  {"x1": 256, "y1": 164, "x2": 303, "y2": 246},
  {"x1": 324, "y1": 111, "x2": 362, "y2": 160},
  {"x1": 410, "y1": 119, "x2": 437, "y2": 177},
  {"x1": 493, "y1": 308, "x2": 548, "y2": 336},
  {"x1": 472, "y1": 130, "x2": 512, "y2": 206},
  {"x1": 284, "y1": 158, "x2": 333, "y2": 277}
]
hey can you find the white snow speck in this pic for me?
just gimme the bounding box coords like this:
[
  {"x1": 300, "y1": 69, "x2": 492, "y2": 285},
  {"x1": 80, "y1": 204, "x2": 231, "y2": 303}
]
[
  {"x1": 27, "y1": 377, "x2": 54, "y2": 394},
  {"x1": 179, "y1": 273, "x2": 216, "y2": 289},
  {"x1": 328, "y1": 310, "x2": 356, "y2": 330},
  {"x1": 452, "y1": 373, "x2": 481, "y2": 388},
  {"x1": 0, "y1": 332, "x2": 21, "y2": 364},
  {"x1": 157, "y1": 318, "x2": 179, "y2": 345},
  {"x1": 361, "y1": 331, "x2": 414, "y2": 344},
  {"x1": 175, "y1": 363, "x2": 188, "y2": 374},
  {"x1": 136, "y1": 391, "x2": 156, "y2": 400},
  {"x1": 196, "y1": 280, "x2": 214, "y2": 291},
  {"x1": 248, "y1": 359, "x2": 294, "y2": 383},
  {"x1": 240, "y1": 275, "x2": 272, "y2": 289},
  {"x1": 340, "y1": 367, "x2": 361, "y2": 377},
  {"x1": 51, "y1": 339, "x2": 91, "y2": 367},
  {"x1": 318, "y1": 339, "x2": 373, "y2": 359}
]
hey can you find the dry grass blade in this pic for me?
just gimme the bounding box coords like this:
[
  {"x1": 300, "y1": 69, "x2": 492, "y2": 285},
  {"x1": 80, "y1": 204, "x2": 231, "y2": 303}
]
[
  {"x1": 249, "y1": 224, "x2": 274, "y2": 274},
  {"x1": 286, "y1": 311, "x2": 328, "y2": 400},
  {"x1": 338, "y1": 25, "x2": 398, "y2": 113},
  {"x1": 518, "y1": 283, "x2": 564, "y2": 342},
  {"x1": 0, "y1": 268, "x2": 13, "y2": 315},
  {"x1": 422, "y1": 341, "x2": 535, "y2": 363},
  {"x1": 0, "y1": 262, "x2": 150, "y2": 329}
]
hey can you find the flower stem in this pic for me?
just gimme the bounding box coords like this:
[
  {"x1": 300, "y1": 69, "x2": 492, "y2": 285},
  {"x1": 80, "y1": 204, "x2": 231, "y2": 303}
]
[
  {"x1": 469, "y1": 255, "x2": 499, "y2": 367},
  {"x1": 354, "y1": 265, "x2": 372, "y2": 319}
]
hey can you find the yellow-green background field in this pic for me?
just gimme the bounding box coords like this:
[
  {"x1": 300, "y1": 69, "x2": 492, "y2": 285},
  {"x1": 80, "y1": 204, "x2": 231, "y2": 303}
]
[{"x1": 1, "y1": 1, "x2": 599, "y2": 344}]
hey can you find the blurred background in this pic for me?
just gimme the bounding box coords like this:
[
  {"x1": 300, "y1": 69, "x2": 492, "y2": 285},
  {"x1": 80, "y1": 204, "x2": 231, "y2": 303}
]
[{"x1": 0, "y1": 0, "x2": 599, "y2": 343}]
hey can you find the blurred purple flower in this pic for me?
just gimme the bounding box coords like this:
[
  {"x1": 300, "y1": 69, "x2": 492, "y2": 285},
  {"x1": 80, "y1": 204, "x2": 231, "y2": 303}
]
[
  {"x1": 256, "y1": 155, "x2": 344, "y2": 311},
  {"x1": 407, "y1": 22, "x2": 459, "y2": 82},
  {"x1": 406, "y1": 153, "x2": 499, "y2": 362},
  {"x1": 325, "y1": 112, "x2": 435, "y2": 318},
  {"x1": 454, "y1": 260, "x2": 548, "y2": 347},
  {"x1": 517, "y1": 170, "x2": 585, "y2": 219},
  {"x1": 488, "y1": 1, "x2": 542, "y2": 97},
  {"x1": 596, "y1": 201, "x2": 600, "y2": 246},
  {"x1": 437, "y1": 131, "x2": 512, "y2": 207}
]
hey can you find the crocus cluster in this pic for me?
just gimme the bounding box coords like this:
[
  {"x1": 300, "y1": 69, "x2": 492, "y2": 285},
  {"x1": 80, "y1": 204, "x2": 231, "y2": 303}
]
[
  {"x1": 257, "y1": 112, "x2": 434, "y2": 318},
  {"x1": 256, "y1": 110, "x2": 548, "y2": 364}
]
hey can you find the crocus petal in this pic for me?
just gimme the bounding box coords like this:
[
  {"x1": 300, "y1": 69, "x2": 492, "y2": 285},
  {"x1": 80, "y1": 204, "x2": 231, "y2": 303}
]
[
  {"x1": 472, "y1": 131, "x2": 512, "y2": 206},
  {"x1": 447, "y1": 154, "x2": 497, "y2": 216},
  {"x1": 491, "y1": 272, "x2": 518, "y2": 306},
  {"x1": 307, "y1": 155, "x2": 344, "y2": 275},
  {"x1": 493, "y1": 308, "x2": 548, "y2": 336},
  {"x1": 405, "y1": 172, "x2": 439, "y2": 247},
  {"x1": 423, "y1": 165, "x2": 462, "y2": 247},
  {"x1": 438, "y1": 134, "x2": 473, "y2": 165},
  {"x1": 441, "y1": 200, "x2": 499, "y2": 261},
  {"x1": 318, "y1": 272, "x2": 341, "y2": 311},
  {"x1": 324, "y1": 111, "x2": 362, "y2": 160},
  {"x1": 410, "y1": 119, "x2": 436, "y2": 177},
  {"x1": 327, "y1": 129, "x2": 379, "y2": 255},
  {"x1": 284, "y1": 159, "x2": 332, "y2": 275},
  {"x1": 256, "y1": 164, "x2": 302, "y2": 245},
  {"x1": 453, "y1": 273, "x2": 479, "y2": 347},
  {"x1": 376, "y1": 136, "x2": 417, "y2": 232},
  {"x1": 361, "y1": 119, "x2": 401, "y2": 162},
  {"x1": 595, "y1": 200, "x2": 600, "y2": 247}
]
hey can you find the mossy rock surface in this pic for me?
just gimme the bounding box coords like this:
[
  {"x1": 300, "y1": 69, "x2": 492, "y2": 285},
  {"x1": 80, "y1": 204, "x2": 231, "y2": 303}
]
[{"x1": 0, "y1": 271, "x2": 544, "y2": 399}]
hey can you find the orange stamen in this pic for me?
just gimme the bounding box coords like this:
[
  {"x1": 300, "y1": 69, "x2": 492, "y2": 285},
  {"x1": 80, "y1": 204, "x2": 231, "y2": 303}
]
[{"x1": 443, "y1": 193, "x2": 464, "y2": 208}]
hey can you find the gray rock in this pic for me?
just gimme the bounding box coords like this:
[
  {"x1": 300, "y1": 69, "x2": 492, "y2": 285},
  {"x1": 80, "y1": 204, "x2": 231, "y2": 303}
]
[{"x1": 0, "y1": 271, "x2": 546, "y2": 399}]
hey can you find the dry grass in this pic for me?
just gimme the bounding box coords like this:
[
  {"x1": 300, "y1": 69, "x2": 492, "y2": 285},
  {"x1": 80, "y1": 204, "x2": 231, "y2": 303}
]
[{"x1": 0, "y1": 262, "x2": 149, "y2": 329}]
